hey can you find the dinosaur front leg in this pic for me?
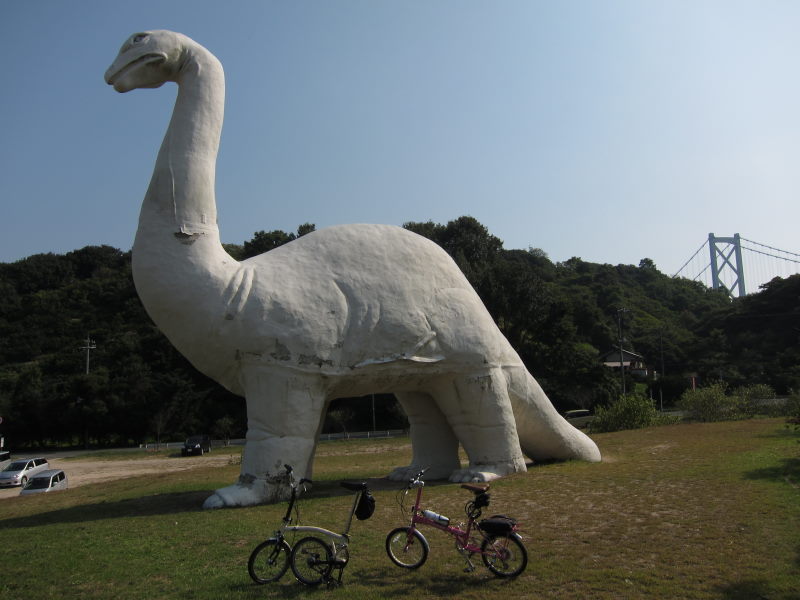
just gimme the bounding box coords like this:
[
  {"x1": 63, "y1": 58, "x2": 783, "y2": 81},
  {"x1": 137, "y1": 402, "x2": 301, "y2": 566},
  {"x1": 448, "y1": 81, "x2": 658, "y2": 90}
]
[
  {"x1": 203, "y1": 367, "x2": 325, "y2": 509},
  {"x1": 388, "y1": 391, "x2": 461, "y2": 481},
  {"x1": 431, "y1": 369, "x2": 527, "y2": 483}
]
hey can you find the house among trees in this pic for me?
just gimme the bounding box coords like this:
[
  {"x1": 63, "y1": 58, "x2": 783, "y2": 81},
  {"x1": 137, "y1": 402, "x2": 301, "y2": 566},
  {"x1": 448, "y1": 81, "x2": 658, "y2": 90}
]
[{"x1": 602, "y1": 348, "x2": 650, "y2": 378}]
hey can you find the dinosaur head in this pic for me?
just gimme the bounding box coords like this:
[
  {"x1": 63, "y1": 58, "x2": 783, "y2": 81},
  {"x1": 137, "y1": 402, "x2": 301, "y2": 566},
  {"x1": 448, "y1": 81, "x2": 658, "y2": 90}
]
[{"x1": 105, "y1": 30, "x2": 188, "y2": 93}]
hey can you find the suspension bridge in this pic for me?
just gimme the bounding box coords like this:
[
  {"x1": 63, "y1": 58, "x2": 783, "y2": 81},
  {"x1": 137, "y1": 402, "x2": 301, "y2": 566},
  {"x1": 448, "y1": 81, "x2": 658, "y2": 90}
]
[{"x1": 674, "y1": 234, "x2": 800, "y2": 298}]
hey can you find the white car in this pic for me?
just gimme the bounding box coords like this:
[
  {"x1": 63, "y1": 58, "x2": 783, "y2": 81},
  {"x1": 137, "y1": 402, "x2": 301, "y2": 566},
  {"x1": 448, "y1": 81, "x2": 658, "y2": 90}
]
[
  {"x1": 20, "y1": 469, "x2": 68, "y2": 495},
  {"x1": 0, "y1": 457, "x2": 50, "y2": 488}
]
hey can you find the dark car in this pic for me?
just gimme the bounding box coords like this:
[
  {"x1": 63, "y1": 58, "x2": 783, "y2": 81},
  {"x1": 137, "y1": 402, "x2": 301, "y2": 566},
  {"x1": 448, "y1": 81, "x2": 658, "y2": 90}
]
[
  {"x1": 564, "y1": 409, "x2": 594, "y2": 429},
  {"x1": 181, "y1": 435, "x2": 212, "y2": 456}
]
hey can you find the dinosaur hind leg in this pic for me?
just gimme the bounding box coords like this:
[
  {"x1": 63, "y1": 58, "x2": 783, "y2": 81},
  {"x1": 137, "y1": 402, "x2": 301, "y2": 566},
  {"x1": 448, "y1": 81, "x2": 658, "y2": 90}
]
[
  {"x1": 430, "y1": 369, "x2": 527, "y2": 483},
  {"x1": 203, "y1": 367, "x2": 326, "y2": 509},
  {"x1": 506, "y1": 368, "x2": 601, "y2": 463},
  {"x1": 387, "y1": 391, "x2": 461, "y2": 481}
]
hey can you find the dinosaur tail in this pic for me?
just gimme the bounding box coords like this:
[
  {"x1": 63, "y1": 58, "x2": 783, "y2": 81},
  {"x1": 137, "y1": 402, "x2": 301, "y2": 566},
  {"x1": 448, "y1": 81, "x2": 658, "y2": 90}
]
[{"x1": 506, "y1": 367, "x2": 601, "y2": 463}]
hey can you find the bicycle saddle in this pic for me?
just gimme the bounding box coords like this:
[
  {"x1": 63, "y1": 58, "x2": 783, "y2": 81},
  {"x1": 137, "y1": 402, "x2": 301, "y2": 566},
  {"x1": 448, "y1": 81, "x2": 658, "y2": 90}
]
[
  {"x1": 461, "y1": 483, "x2": 489, "y2": 495},
  {"x1": 340, "y1": 481, "x2": 368, "y2": 492}
]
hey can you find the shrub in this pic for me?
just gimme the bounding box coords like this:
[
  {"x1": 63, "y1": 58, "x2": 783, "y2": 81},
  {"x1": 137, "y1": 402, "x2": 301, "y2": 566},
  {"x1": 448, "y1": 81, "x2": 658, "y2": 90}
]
[
  {"x1": 678, "y1": 382, "x2": 784, "y2": 422},
  {"x1": 677, "y1": 382, "x2": 737, "y2": 422},
  {"x1": 590, "y1": 393, "x2": 676, "y2": 433},
  {"x1": 732, "y1": 383, "x2": 776, "y2": 418},
  {"x1": 785, "y1": 392, "x2": 800, "y2": 430}
]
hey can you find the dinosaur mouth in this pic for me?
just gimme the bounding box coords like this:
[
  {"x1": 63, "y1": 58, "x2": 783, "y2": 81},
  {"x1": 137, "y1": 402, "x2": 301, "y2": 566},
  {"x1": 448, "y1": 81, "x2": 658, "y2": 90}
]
[{"x1": 105, "y1": 52, "x2": 167, "y2": 89}]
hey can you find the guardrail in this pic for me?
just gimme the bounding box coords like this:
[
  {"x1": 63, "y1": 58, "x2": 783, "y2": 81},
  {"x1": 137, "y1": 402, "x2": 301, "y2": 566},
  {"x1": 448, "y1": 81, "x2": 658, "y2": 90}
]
[
  {"x1": 140, "y1": 429, "x2": 408, "y2": 450},
  {"x1": 318, "y1": 429, "x2": 407, "y2": 441}
]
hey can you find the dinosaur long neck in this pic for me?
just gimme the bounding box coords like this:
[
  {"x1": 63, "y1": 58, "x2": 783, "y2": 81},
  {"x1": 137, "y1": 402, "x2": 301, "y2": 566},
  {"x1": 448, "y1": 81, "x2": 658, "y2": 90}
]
[
  {"x1": 136, "y1": 42, "x2": 225, "y2": 246},
  {"x1": 132, "y1": 41, "x2": 237, "y2": 366}
]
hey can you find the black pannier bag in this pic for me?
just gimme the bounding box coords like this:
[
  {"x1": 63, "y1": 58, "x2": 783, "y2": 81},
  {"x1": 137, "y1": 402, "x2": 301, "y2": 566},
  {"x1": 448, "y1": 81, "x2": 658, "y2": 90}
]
[
  {"x1": 355, "y1": 489, "x2": 376, "y2": 520},
  {"x1": 478, "y1": 514, "x2": 516, "y2": 536}
]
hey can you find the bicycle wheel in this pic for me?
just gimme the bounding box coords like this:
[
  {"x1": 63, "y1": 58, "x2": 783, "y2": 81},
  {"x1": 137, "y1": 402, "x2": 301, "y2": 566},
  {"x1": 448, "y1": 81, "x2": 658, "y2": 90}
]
[
  {"x1": 480, "y1": 534, "x2": 528, "y2": 577},
  {"x1": 247, "y1": 538, "x2": 291, "y2": 584},
  {"x1": 385, "y1": 527, "x2": 429, "y2": 569},
  {"x1": 290, "y1": 536, "x2": 332, "y2": 586}
]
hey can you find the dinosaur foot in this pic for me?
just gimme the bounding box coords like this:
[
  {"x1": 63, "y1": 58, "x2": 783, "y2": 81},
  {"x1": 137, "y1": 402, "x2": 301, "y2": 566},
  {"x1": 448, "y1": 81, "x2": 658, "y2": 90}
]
[
  {"x1": 202, "y1": 475, "x2": 290, "y2": 509},
  {"x1": 387, "y1": 463, "x2": 457, "y2": 482},
  {"x1": 448, "y1": 461, "x2": 526, "y2": 483}
]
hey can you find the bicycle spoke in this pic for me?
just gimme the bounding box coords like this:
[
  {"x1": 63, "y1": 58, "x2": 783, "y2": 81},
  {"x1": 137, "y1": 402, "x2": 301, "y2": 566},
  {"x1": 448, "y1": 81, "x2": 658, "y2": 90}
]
[
  {"x1": 247, "y1": 539, "x2": 290, "y2": 583},
  {"x1": 290, "y1": 536, "x2": 332, "y2": 586},
  {"x1": 480, "y1": 534, "x2": 528, "y2": 577}
]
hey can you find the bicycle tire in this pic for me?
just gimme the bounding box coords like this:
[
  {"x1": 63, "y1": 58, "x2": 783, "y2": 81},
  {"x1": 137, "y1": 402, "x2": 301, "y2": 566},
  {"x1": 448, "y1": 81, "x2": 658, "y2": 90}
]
[
  {"x1": 385, "y1": 527, "x2": 429, "y2": 569},
  {"x1": 480, "y1": 533, "x2": 528, "y2": 577},
  {"x1": 247, "y1": 538, "x2": 291, "y2": 584},
  {"x1": 290, "y1": 536, "x2": 332, "y2": 586}
]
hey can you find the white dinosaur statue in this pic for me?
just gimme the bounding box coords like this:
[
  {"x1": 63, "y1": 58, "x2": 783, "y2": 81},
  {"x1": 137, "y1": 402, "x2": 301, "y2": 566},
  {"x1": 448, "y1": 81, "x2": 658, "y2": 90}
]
[{"x1": 104, "y1": 30, "x2": 600, "y2": 509}]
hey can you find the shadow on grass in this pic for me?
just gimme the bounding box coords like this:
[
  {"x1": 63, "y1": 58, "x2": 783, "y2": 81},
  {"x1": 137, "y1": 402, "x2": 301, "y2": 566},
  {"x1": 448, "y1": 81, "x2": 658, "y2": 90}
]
[
  {"x1": 226, "y1": 580, "x2": 330, "y2": 598},
  {"x1": 0, "y1": 476, "x2": 450, "y2": 531},
  {"x1": 754, "y1": 426, "x2": 800, "y2": 440},
  {"x1": 742, "y1": 457, "x2": 800, "y2": 485},
  {"x1": 223, "y1": 564, "x2": 507, "y2": 598},
  {"x1": 328, "y1": 565, "x2": 503, "y2": 597},
  {"x1": 223, "y1": 568, "x2": 506, "y2": 598},
  {"x1": 0, "y1": 490, "x2": 210, "y2": 530},
  {"x1": 717, "y1": 578, "x2": 799, "y2": 600}
]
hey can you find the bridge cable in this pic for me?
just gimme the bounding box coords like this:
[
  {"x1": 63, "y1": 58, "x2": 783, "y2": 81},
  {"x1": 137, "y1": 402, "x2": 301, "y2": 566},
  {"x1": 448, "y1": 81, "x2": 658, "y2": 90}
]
[{"x1": 673, "y1": 239, "x2": 709, "y2": 278}]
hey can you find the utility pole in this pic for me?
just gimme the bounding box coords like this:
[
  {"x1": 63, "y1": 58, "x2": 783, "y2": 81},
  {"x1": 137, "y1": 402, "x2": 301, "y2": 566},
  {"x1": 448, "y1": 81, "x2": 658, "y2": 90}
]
[
  {"x1": 617, "y1": 308, "x2": 630, "y2": 399},
  {"x1": 659, "y1": 330, "x2": 666, "y2": 411},
  {"x1": 80, "y1": 335, "x2": 96, "y2": 375}
]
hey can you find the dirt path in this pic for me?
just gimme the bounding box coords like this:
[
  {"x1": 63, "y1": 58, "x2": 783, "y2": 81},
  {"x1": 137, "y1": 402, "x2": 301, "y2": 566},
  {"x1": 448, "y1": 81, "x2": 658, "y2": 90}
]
[
  {"x1": 0, "y1": 452, "x2": 236, "y2": 500},
  {"x1": 0, "y1": 438, "x2": 408, "y2": 499}
]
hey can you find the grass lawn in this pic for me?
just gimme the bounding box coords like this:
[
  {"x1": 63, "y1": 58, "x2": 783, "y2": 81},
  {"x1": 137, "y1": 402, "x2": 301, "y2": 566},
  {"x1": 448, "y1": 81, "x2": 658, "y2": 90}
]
[{"x1": 1, "y1": 418, "x2": 798, "y2": 599}]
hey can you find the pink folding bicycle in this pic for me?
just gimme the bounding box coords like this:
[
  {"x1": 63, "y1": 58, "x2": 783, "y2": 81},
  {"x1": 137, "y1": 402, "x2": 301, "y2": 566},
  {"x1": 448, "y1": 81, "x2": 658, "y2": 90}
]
[{"x1": 385, "y1": 469, "x2": 528, "y2": 577}]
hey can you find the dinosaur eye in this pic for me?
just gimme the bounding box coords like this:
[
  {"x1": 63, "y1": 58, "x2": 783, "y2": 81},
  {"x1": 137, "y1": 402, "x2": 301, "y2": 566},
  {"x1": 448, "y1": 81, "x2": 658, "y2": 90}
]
[{"x1": 132, "y1": 33, "x2": 148, "y2": 44}]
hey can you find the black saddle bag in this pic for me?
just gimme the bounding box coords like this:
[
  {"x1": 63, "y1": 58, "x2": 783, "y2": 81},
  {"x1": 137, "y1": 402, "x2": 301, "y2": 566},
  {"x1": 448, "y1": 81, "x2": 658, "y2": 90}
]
[
  {"x1": 355, "y1": 489, "x2": 376, "y2": 520},
  {"x1": 478, "y1": 515, "x2": 516, "y2": 536}
]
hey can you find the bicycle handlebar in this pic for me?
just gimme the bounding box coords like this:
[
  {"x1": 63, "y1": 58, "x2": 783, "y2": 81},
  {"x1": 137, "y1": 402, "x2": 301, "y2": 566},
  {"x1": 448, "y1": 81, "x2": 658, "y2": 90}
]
[
  {"x1": 278, "y1": 465, "x2": 311, "y2": 489},
  {"x1": 406, "y1": 467, "x2": 428, "y2": 488}
]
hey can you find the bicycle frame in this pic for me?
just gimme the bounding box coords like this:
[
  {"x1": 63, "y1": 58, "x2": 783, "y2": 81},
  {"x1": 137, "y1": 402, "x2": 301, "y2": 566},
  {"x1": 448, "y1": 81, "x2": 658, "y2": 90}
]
[
  {"x1": 289, "y1": 481, "x2": 371, "y2": 586},
  {"x1": 249, "y1": 466, "x2": 373, "y2": 587},
  {"x1": 283, "y1": 484, "x2": 363, "y2": 546},
  {"x1": 405, "y1": 481, "x2": 487, "y2": 554}
]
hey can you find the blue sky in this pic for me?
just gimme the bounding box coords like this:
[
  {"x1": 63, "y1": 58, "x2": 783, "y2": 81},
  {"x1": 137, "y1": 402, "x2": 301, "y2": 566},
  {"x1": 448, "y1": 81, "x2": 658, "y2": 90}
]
[{"x1": 1, "y1": 1, "x2": 798, "y2": 291}]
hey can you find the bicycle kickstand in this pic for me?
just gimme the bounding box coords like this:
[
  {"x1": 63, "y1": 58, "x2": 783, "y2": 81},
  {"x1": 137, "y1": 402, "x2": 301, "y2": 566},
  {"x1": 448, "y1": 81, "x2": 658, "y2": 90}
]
[
  {"x1": 458, "y1": 549, "x2": 476, "y2": 573},
  {"x1": 326, "y1": 559, "x2": 347, "y2": 587},
  {"x1": 463, "y1": 556, "x2": 476, "y2": 573}
]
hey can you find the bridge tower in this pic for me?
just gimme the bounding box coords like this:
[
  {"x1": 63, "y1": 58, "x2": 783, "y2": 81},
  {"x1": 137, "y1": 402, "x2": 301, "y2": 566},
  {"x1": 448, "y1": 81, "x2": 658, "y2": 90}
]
[{"x1": 708, "y1": 233, "x2": 746, "y2": 297}]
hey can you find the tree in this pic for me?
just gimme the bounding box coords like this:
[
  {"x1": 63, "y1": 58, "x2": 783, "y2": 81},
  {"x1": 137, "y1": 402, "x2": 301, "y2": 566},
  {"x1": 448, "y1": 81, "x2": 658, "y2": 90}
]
[
  {"x1": 326, "y1": 406, "x2": 355, "y2": 437},
  {"x1": 213, "y1": 416, "x2": 235, "y2": 446},
  {"x1": 241, "y1": 223, "x2": 316, "y2": 259},
  {"x1": 1, "y1": 220, "x2": 795, "y2": 447}
]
